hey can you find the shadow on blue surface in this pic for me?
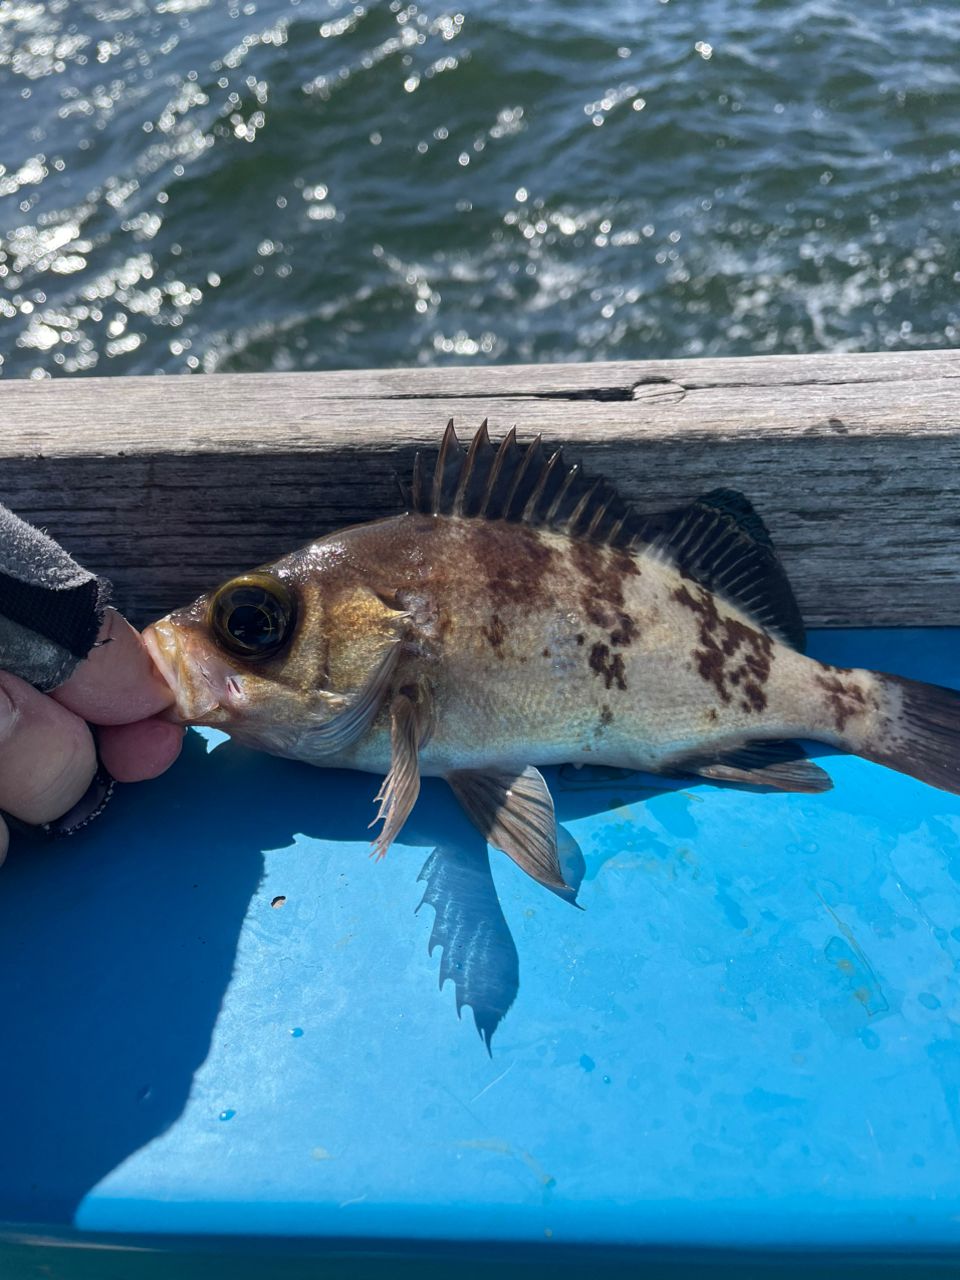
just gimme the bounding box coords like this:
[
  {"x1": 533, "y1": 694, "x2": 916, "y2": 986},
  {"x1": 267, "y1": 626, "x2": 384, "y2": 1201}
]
[
  {"x1": 0, "y1": 729, "x2": 609, "y2": 1223},
  {"x1": 0, "y1": 748, "x2": 805, "y2": 1224},
  {"x1": 0, "y1": 732, "x2": 263, "y2": 1223}
]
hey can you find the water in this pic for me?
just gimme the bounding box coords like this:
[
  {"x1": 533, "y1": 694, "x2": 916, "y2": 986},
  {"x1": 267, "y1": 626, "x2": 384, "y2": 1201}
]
[{"x1": 1, "y1": 0, "x2": 958, "y2": 380}]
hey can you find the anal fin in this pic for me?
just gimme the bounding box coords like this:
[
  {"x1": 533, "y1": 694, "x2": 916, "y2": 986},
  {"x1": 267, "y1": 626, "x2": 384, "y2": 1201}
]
[
  {"x1": 447, "y1": 766, "x2": 571, "y2": 892},
  {"x1": 673, "y1": 739, "x2": 833, "y2": 793}
]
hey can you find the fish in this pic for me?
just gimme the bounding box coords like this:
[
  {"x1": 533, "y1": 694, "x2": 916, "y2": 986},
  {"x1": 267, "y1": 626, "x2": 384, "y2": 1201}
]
[{"x1": 143, "y1": 422, "x2": 960, "y2": 893}]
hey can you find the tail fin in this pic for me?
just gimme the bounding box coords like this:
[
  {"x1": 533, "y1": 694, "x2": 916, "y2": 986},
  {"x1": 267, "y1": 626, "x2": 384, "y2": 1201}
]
[{"x1": 862, "y1": 675, "x2": 960, "y2": 795}]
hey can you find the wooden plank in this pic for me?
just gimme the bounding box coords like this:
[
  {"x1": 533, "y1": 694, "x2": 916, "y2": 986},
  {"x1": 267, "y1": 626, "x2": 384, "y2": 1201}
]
[{"x1": 0, "y1": 349, "x2": 958, "y2": 627}]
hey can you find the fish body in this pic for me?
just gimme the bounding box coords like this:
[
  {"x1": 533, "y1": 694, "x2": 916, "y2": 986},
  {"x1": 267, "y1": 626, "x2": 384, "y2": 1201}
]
[
  {"x1": 145, "y1": 424, "x2": 960, "y2": 891},
  {"x1": 219, "y1": 514, "x2": 844, "y2": 775}
]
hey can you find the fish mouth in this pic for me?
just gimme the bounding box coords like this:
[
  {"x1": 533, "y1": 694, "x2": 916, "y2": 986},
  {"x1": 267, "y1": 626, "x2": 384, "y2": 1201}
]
[
  {"x1": 142, "y1": 620, "x2": 184, "y2": 716},
  {"x1": 142, "y1": 618, "x2": 238, "y2": 725}
]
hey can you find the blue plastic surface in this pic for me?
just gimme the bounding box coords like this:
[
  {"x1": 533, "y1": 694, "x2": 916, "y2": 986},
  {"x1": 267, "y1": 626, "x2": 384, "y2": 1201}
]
[{"x1": 2, "y1": 630, "x2": 960, "y2": 1252}]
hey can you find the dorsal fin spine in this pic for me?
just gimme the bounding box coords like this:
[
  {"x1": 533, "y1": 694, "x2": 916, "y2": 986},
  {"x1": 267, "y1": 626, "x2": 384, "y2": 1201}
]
[
  {"x1": 453, "y1": 419, "x2": 489, "y2": 516},
  {"x1": 477, "y1": 425, "x2": 516, "y2": 518},
  {"x1": 723, "y1": 568, "x2": 754, "y2": 594},
  {"x1": 522, "y1": 449, "x2": 562, "y2": 524},
  {"x1": 568, "y1": 479, "x2": 602, "y2": 536},
  {"x1": 584, "y1": 493, "x2": 612, "y2": 540},
  {"x1": 411, "y1": 450, "x2": 425, "y2": 511},
  {"x1": 544, "y1": 463, "x2": 581, "y2": 525},
  {"x1": 501, "y1": 432, "x2": 542, "y2": 520},
  {"x1": 712, "y1": 548, "x2": 743, "y2": 579},
  {"x1": 433, "y1": 420, "x2": 462, "y2": 515},
  {"x1": 682, "y1": 515, "x2": 713, "y2": 560}
]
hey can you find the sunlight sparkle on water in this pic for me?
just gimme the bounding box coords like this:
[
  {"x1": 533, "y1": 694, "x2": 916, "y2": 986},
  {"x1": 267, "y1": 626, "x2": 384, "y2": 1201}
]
[{"x1": 0, "y1": 0, "x2": 958, "y2": 376}]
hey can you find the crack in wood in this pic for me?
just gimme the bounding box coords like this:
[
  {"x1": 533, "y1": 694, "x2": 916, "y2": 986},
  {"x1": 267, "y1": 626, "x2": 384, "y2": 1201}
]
[
  {"x1": 372, "y1": 387, "x2": 635, "y2": 402},
  {"x1": 683, "y1": 376, "x2": 932, "y2": 390},
  {"x1": 336, "y1": 376, "x2": 687, "y2": 404}
]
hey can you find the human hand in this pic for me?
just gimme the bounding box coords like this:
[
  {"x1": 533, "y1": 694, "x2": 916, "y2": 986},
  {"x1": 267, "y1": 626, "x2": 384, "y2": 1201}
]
[
  {"x1": 0, "y1": 502, "x2": 186, "y2": 864},
  {"x1": 0, "y1": 604, "x2": 185, "y2": 865},
  {"x1": 0, "y1": 608, "x2": 184, "y2": 865}
]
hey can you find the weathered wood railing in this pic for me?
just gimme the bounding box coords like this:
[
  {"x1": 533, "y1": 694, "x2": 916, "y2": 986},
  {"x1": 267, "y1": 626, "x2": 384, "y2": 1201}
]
[{"x1": 1, "y1": 349, "x2": 958, "y2": 627}]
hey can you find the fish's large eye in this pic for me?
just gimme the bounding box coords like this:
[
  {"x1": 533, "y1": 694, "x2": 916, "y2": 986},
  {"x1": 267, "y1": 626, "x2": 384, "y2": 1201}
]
[{"x1": 210, "y1": 573, "x2": 296, "y2": 660}]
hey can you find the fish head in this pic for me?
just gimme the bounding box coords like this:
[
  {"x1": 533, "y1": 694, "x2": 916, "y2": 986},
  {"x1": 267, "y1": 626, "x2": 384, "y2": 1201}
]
[{"x1": 143, "y1": 539, "x2": 407, "y2": 756}]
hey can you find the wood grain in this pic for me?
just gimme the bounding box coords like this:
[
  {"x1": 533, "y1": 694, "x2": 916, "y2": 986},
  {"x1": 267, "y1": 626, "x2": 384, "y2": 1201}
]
[{"x1": 1, "y1": 349, "x2": 958, "y2": 626}]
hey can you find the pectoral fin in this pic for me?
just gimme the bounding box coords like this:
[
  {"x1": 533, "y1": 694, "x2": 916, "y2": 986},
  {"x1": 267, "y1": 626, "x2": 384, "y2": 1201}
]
[
  {"x1": 447, "y1": 766, "x2": 570, "y2": 892},
  {"x1": 370, "y1": 686, "x2": 433, "y2": 858},
  {"x1": 300, "y1": 640, "x2": 401, "y2": 757},
  {"x1": 674, "y1": 739, "x2": 832, "y2": 793}
]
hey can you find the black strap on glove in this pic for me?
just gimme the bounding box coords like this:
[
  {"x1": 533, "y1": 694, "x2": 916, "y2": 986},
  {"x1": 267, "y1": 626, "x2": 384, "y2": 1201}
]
[{"x1": 0, "y1": 504, "x2": 107, "y2": 689}]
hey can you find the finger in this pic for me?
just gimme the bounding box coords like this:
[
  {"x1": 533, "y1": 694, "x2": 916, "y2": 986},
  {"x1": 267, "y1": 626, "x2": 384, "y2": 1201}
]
[
  {"x1": 98, "y1": 717, "x2": 185, "y2": 783},
  {"x1": 0, "y1": 816, "x2": 7, "y2": 867},
  {"x1": 0, "y1": 672, "x2": 97, "y2": 824},
  {"x1": 52, "y1": 608, "x2": 174, "y2": 725}
]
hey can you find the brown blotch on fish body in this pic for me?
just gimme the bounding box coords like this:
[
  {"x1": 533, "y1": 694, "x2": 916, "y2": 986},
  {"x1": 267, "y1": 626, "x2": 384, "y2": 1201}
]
[
  {"x1": 595, "y1": 704, "x2": 615, "y2": 739},
  {"x1": 570, "y1": 538, "x2": 607, "y2": 588},
  {"x1": 482, "y1": 614, "x2": 507, "y2": 658},
  {"x1": 593, "y1": 711, "x2": 616, "y2": 742},
  {"x1": 672, "y1": 578, "x2": 773, "y2": 713},
  {"x1": 609, "y1": 613, "x2": 636, "y2": 648},
  {"x1": 572, "y1": 540, "x2": 640, "y2": 644},
  {"x1": 611, "y1": 549, "x2": 641, "y2": 580},
  {"x1": 816, "y1": 670, "x2": 868, "y2": 731},
  {"x1": 589, "y1": 642, "x2": 627, "y2": 692},
  {"x1": 740, "y1": 681, "x2": 767, "y2": 714},
  {"x1": 586, "y1": 599, "x2": 614, "y2": 630},
  {"x1": 470, "y1": 523, "x2": 560, "y2": 612}
]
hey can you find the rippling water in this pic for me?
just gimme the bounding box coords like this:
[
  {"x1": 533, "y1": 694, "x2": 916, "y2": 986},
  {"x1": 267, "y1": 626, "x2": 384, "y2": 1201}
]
[{"x1": 1, "y1": 0, "x2": 958, "y2": 379}]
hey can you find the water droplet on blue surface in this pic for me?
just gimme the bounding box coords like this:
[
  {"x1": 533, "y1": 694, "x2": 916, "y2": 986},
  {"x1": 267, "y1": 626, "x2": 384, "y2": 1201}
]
[{"x1": 219, "y1": 1108, "x2": 236, "y2": 1121}]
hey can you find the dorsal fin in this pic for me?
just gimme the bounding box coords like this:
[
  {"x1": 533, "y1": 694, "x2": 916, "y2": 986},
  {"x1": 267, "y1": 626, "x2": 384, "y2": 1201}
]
[
  {"x1": 411, "y1": 420, "x2": 649, "y2": 543},
  {"x1": 409, "y1": 422, "x2": 804, "y2": 650},
  {"x1": 642, "y1": 490, "x2": 805, "y2": 650}
]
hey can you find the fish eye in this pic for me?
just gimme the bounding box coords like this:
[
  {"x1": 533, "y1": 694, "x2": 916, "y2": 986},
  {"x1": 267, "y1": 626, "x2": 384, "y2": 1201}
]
[{"x1": 210, "y1": 573, "x2": 296, "y2": 660}]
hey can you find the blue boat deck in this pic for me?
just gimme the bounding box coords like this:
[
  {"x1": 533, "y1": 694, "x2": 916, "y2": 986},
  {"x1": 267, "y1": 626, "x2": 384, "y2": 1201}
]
[{"x1": 2, "y1": 629, "x2": 959, "y2": 1260}]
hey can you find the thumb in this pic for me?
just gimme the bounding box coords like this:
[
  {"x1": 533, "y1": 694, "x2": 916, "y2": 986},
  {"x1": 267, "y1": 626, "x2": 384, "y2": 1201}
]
[{"x1": 51, "y1": 608, "x2": 175, "y2": 725}]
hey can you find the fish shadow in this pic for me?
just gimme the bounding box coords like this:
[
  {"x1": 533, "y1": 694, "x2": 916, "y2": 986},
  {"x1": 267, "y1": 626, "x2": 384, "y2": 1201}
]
[{"x1": 0, "y1": 733, "x2": 674, "y2": 1226}]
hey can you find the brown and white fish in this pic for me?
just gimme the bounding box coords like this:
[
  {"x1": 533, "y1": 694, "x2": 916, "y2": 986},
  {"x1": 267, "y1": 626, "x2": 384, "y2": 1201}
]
[{"x1": 144, "y1": 423, "x2": 960, "y2": 892}]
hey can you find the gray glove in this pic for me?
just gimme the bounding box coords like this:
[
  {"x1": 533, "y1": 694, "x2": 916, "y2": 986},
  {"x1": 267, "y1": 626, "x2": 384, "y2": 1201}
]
[{"x1": 0, "y1": 505, "x2": 107, "y2": 690}]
